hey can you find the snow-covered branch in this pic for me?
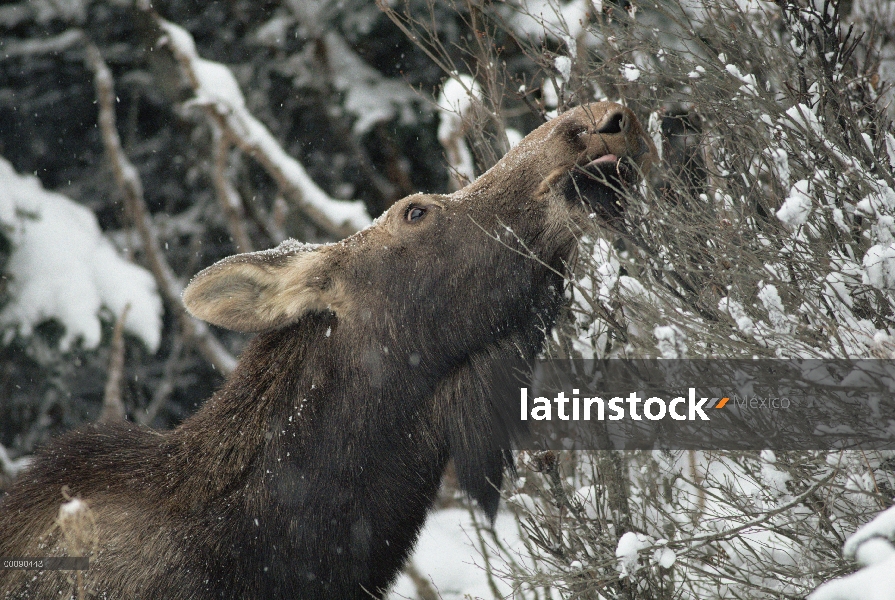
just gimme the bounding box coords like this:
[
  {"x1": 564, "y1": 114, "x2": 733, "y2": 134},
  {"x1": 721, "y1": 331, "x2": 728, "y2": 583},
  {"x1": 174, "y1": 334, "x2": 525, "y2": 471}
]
[{"x1": 156, "y1": 19, "x2": 371, "y2": 238}]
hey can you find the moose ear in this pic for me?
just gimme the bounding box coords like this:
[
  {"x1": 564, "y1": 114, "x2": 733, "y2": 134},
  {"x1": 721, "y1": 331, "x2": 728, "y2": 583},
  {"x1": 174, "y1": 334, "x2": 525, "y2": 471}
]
[{"x1": 183, "y1": 240, "x2": 342, "y2": 332}]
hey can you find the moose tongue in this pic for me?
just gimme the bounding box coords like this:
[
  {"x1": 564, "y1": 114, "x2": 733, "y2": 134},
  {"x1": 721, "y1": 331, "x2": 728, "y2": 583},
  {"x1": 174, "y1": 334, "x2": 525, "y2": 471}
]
[{"x1": 587, "y1": 154, "x2": 618, "y2": 167}]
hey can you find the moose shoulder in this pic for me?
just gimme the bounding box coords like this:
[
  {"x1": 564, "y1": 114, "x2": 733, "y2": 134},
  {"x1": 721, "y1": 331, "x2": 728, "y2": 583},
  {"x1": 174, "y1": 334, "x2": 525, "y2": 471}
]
[{"x1": 0, "y1": 103, "x2": 656, "y2": 599}]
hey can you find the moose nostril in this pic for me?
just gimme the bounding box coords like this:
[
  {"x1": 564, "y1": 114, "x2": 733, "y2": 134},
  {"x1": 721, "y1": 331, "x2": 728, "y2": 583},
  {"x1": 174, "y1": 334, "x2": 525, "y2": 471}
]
[{"x1": 597, "y1": 111, "x2": 626, "y2": 135}]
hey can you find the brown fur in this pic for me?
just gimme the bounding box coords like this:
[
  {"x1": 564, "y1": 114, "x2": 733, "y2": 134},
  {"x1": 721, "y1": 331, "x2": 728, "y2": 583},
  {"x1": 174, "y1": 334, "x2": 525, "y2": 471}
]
[{"x1": 0, "y1": 103, "x2": 655, "y2": 599}]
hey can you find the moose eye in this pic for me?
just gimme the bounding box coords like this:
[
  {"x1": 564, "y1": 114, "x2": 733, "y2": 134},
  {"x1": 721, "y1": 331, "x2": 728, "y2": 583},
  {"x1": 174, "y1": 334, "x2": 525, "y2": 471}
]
[{"x1": 405, "y1": 206, "x2": 427, "y2": 223}]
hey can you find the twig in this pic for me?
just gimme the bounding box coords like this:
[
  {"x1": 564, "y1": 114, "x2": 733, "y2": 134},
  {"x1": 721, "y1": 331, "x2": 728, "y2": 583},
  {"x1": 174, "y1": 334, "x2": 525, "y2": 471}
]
[
  {"x1": 1, "y1": 29, "x2": 83, "y2": 58},
  {"x1": 85, "y1": 41, "x2": 237, "y2": 374},
  {"x1": 402, "y1": 560, "x2": 440, "y2": 600},
  {"x1": 212, "y1": 125, "x2": 253, "y2": 252},
  {"x1": 101, "y1": 303, "x2": 130, "y2": 422},
  {"x1": 137, "y1": 335, "x2": 184, "y2": 427}
]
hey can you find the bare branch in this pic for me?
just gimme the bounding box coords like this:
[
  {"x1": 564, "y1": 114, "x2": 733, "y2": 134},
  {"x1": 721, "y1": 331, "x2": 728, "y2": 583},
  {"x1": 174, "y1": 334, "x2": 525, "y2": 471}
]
[
  {"x1": 212, "y1": 125, "x2": 253, "y2": 252},
  {"x1": 85, "y1": 42, "x2": 237, "y2": 374},
  {"x1": 101, "y1": 303, "x2": 130, "y2": 423}
]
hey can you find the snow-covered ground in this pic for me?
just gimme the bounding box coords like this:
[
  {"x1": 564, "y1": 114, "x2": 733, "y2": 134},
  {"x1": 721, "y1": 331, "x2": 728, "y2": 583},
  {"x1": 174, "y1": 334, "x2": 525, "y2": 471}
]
[{"x1": 389, "y1": 507, "x2": 527, "y2": 600}]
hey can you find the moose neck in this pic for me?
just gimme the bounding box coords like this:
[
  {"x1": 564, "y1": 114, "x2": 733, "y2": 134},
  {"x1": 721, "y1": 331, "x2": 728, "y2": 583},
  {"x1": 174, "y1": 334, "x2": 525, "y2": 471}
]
[
  {"x1": 167, "y1": 310, "x2": 445, "y2": 499},
  {"x1": 163, "y1": 311, "x2": 451, "y2": 596}
]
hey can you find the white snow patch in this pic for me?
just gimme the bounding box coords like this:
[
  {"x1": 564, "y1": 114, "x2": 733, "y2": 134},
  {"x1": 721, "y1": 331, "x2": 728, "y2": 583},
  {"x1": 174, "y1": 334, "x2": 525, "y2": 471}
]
[
  {"x1": 777, "y1": 179, "x2": 812, "y2": 229},
  {"x1": 621, "y1": 63, "x2": 641, "y2": 81},
  {"x1": 554, "y1": 55, "x2": 572, "y2": 83},
  {"x1": 616, "y1": 531, "x2": 651, "y2": 576},
  {"x1": 653, "y1": 547, "x2": 676, "y2": 569},
  {"x1": 809, "y1": 554, "x2": 895, "y2": 600},
  {"x1": 725, "y1": 63, "x2": 759, "y2": 95},
  {"x1": 719, "y1": 297, "x2": 755, "y2": 336},
  {"x1": 0, "y1": 157, "x2": 162, "y2": 351},
  {"x1": 654, "y1": 325, "x2": 687, "y2": 358},
  {"x1": 647, "y1": 111, "x2": 663, "y2": 162},
  {"x1": 0, "y1": 444, "x2": 31, "y2": 478},
  {"x1": 505, "y1": 127, "x2": 523, "y2": 149},
  {"x1": 844, "y1": 506, "x2": 895, "y2": 560},
  {"x1": 784, "y1": 103, "x2": 823, "y2": 136},
  {"x1": 323, "y1": 32, "x2": 420, "y2": 135},
  {"x1": 765, "y1": 147, "x2": 790, "y2": 186},
  {"x1": 437, "y1": 75, "x2": 482, "y2": 186},
  {"x1": 758, "y1": 282, "x2": 791, "y2": 333},
  {"x1": 191, "y1": 58, "x2": 246, "y2": 110},
  {"x1": 810, "y1": 506, "x2": 895, "y2": 600},
  {"x1": 387, "y1": 508, "x2": 526, "y2": 599},
  {"x1": 510, "y1": 0, "x2": 591, "y2": 59},
  {"x1": 862, "y1": 243, "x2": 895, "y2": 290}
]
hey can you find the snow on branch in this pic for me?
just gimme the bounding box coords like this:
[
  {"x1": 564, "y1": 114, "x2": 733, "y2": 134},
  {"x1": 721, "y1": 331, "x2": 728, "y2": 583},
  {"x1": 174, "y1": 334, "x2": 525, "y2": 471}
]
[
  {"x1": 85, "y1": 43, "x2": 236, "y2": 374},
  {"x1": 156, "y1": 19, "x2": 371, "y2": 237},
  {"x1": 810, "y1": 506, "x2": 895, "y2": 600},
  {"x1": 0, "y1": 156, "x2": 161, "y2": 352}
]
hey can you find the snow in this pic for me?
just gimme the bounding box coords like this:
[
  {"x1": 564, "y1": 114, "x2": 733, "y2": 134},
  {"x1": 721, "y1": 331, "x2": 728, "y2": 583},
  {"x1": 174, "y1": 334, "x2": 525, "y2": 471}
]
[
  {"x1": 622, "y1": 63, "x2": 641, "y2": 81},
  {"x1": 648, "y1": 111, "x2": 663, "y2": 161},
  {"x1": 719, "y1": 297, "x2": 755, "y2": 335},
  {"x1": 654, "y1": 325, "x2": 687, "y2": 358},
  {"x1": 777, "y1": 179, "x2": 812, "y2": 229},
  {"x1": 861, "y1": 244, "x2": 895, "y2": 290},
  {"x1": 615, "y1": 531, "x2": 651, "y2": 576},
  {"x1": 765, "y1": 147, "x2": 790, "y2": 186},
  {"x1": 510, "y1": 0, "x2": 591, "y2": 58},
  {"x1": 843, "y1": 506, "x2": 895, "y2": 560},
  {"x1": 653, "y1": 547, "x2": 677, "y2": 568},
  {"x1": 810, "y1": 555, "x2": 895, "y2": 600},
  {"x1": 437, "y1": 75, "x2": 481, "y2": 186},
  {"x1": 437, "y1": 75, "x2": 480, "y2": 136},
  {"x1": 387, "y1": 508, "x2": 526, "y2": 599},
  {"x1": 784, "y1": 103, "x2": 823, "y2": 137},
  {"x1": 856, "y1": 182, "x2": 895, "y2": 220},
  {"x1": 323, "y1": 32, "x2": 420, "y2": 135},
  {"x1": 554, "y1": 55, "x2": 572, "y2": 84},
  {"x1": 58, "y1": 497, "x2": 87, "y2": 519},
  {"x1": 505, "y1": 127, "x2": 523, "y2": 149},
  {"x1": 159, "y1": 20, "x2": 371, "y2": 232},
  {"x1": 0, "y1": 157, "x2": 162, "y2": 352},
  {"x1": 725, "y1": 63, "x2": 759, "y2": 95},
  {"x1": 757, "y1": 282, "x2": 791, "y2": 333},
  {"x1": 192, "y1": 59, "x2": 246, "y2": 109},
  {"x1": 0, "y1": 443, "x2": 31, "y2": 478},
  {"x1": 810, "y1": 506, "x2": 895, "y2": 600}
]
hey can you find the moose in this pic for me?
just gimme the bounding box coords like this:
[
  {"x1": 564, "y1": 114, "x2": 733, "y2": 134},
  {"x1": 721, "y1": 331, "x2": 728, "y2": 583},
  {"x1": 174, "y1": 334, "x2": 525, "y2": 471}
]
[{"x1": 0, "y1": 102, "x2": 656, "y2": 599}]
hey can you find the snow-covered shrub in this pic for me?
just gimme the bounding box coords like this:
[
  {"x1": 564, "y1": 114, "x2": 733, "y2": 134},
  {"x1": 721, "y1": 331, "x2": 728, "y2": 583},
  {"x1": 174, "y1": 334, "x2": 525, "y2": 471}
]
[
  {"x1": 0, "y1": 157, "x2": 161, "y2": 352},
  {"x1": 387, "y1": 0, "x2": 895, "y2": 597}
]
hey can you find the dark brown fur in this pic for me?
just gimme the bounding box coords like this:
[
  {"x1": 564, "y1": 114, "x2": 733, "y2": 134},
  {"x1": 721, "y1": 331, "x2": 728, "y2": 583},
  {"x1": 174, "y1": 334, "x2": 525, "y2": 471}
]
[{"x1": 0, "y1": 103, "x2": 655, "y2": 599}]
